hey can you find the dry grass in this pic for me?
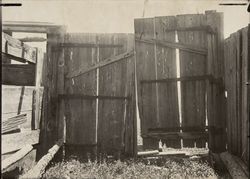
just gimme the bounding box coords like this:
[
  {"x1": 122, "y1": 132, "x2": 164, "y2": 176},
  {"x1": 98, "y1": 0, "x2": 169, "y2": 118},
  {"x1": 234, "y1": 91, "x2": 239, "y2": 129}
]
[{"x1": 43, "y1": 157, "x2": 217, "y2": 179}]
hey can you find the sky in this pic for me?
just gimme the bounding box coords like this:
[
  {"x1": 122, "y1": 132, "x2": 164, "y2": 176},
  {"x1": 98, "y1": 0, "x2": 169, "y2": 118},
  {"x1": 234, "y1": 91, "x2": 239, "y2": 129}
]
[{"x1": 2, "y1": 0, "x2": 250, "y2": 38}]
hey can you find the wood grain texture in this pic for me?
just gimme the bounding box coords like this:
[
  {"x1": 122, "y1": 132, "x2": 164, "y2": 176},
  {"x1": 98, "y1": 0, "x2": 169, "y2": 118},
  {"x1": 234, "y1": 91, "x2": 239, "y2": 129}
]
[
  {"x1": 224, "y1": 26, "x2": 249, "y2": 165},
  {"x1": 177, "y1": 14, "x2": 207, "y2": 148},
  {"x1": 135, "y1": 18, "x2": 159, "y2": 149},
  {"x1": 206, "y1": 11, "x2": 226, "y2": 153},
  {"x1": 2, "y1": 85, "x2": 36, "y2": 129},
  {"x1": 97, "y1": 34, "x2": 133, "y2": 155},
  {"x1": 241, "y1": 26, "x2": 249, "y2": 166},
  {"x1": 2, "y1": 145, "x2": 33, "y2": 172},
  {"x1": 64, "y1": 33, "x2": 97, "y2": 145},
  {"x1": 2, "y1": 32, "x2": 37, "y2": 63},
  {"x1": 63, "y1": 33, "x2": 136, "y2": 156},
  {"x1": 2, "y1": 130, "x2": 40, "y2": 154},
  {"x1": 2, "y1": 64, "x2": 36, "y2": 86},
  {"x1": 155, "y1": 16, "x2": 180, "y2": 148}
]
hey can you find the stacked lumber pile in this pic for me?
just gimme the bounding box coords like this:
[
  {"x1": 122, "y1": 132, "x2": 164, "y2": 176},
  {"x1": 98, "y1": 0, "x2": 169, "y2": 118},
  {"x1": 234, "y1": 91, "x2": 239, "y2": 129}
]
[{"x1": 2, "y1": 114, "x2": 27, "y2": 134}]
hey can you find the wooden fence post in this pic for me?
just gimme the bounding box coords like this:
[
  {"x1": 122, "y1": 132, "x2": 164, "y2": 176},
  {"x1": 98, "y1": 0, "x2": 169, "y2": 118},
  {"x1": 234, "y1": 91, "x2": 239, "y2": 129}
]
[{"x1": 206, "y1": 11, "x2": 226, "y2": 153}]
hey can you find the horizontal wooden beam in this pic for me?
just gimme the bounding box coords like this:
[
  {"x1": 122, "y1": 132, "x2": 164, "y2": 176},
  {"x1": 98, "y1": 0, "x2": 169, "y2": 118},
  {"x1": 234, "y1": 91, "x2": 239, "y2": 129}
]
[
  {"x1": 148, "y1": 126, "x2": 224, "y2": 134},
  {"x1": 141, "y1": 75, "x2": 222, "y2": 84},
  {"x1": 162, "y1": 25, "x2": 215, "y2": 33},
  {"x1": 135, "y1": 38, "x2": 207, "y2": 55},
  {"x1": 2, "y1": 32, "x2": 37, "y2": 63},
  {"x1": 2, "y1": 64, "x2": 36, "y2": 86},
  {"x1": 58, "y1": 94, "x2": 130, "y2": 100},
  {"x1": 142, "y1": 131, "x2": 208, "y2": 140},
  {"x1": 58, "y1": 42, "x2": 123, "y2": 48},
  {"x1": 18, "y1": 37, "x2": 47, "y2": 42},
  {"x1": 148, "y1": 126, "x2": 209, "y2": 132},
  {"x1": 3, "y1": 21, "x2": 64, "y2": 34},
  {"x1": 2, "y1": 130, "x2": 40, "y2": 154},
  {"x1": 2, "y1": 53, "x2": 26, "y2": 63},
  {"x1": 66, "y1": 50, "x2": 134, "y2": 78}
]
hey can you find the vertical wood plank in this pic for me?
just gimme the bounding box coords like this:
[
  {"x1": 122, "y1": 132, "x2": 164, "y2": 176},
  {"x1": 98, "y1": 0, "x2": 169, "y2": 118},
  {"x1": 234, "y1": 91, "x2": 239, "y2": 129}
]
[
  {"x1": 134, "y1": 18, "x2": 159, "y2": 149},
  {"x1": 177, "y1": 14, "x2": 207, "y2": 148},
  {"x1": 241, "y1": 26, "x2": 249, "y2": 165},
  {"x1": 155, "y1": 16, "x2": 180, "y2": 148},
  {"x1": 64, "y1": 33, "x2": 97, "y2": 145},
  {"x1": 206, "y1": 11, "x2": 226, "y2": 152},
  {"x1": 98, "y1": 34, "x2": 128, "y2": 156}
]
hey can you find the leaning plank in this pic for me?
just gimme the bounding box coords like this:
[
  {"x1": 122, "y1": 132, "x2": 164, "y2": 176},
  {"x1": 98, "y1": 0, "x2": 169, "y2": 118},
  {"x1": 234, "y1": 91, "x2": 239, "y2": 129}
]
[
  {"x1": 20, "y1": 139, "x2": 63, "y2": 179},
  {"x1": 2, "y1": 32, "x2": 37, "y2": 63},
  {"x1": 2, "y1": 114, "x2": 27, "y2": 134},
  {"x1": 66, "y1": 50, "x2": 134, "y2": 78},
  {"x1": 137, "y1": 150, "x2": 159, "y2": 156},
  {"x1": 220, "y1": 152, "x2": 248, "y2": 179},
  {"x1": 157, "y1": 151, "x2": 187, "y2": 157},
  {"x1": 2, "y1": 145, "x2": 33, "y2": 172},
  {"x1": 2, "y1": 130, "x2": 40, "y2": 154}
]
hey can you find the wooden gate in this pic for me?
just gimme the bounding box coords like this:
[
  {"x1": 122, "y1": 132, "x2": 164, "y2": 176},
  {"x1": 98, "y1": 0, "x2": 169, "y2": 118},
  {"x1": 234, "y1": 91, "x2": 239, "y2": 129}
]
[
  {"x1": 135, "y1": 11, "x2": 226, "y2": 152},
  {"x1": 57, "y1": 33, "x2": 136, "y2": 156}
]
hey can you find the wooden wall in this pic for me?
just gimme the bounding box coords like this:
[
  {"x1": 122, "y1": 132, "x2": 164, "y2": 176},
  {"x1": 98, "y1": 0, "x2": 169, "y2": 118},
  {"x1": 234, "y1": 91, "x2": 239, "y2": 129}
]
[
  {"x1": 134, "y1": 11, "x2": 226, "y2": 152},
  {"x1": 224, "y1": 25, "x2": 249, "y2": 166}
]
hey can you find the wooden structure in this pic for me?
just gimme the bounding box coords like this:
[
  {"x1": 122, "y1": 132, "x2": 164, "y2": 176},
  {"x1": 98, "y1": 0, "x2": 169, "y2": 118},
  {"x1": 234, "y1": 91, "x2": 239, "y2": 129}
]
[
  {"x1": 1, "y1": 22, "x2": 61, "y2": 176},
  {"x1": 224, "y1": 25, "x2": 249, "y2": 168},
  {"x1": 134, "y1": 11, "x2": 226, "y2": 152},
  {"x1": 58, "y1": 33, "x2": 136, "y2": 157}
]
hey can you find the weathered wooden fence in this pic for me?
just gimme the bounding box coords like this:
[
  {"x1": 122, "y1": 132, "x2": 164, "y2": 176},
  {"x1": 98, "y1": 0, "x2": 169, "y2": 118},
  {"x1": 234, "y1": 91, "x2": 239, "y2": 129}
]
[
  {"x1": 135, "y1": 11, "x2": 226, "y2": 152},
  {"x1": 224, "y1": 25, "x2": 249, "y2": 167},
  {"x1": 56, "y1": 33, "x2": 136, "y2": 157}
]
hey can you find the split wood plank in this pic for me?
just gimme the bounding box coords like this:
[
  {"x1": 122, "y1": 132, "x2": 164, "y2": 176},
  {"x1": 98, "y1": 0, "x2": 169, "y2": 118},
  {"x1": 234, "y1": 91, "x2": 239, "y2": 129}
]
[
  {"x1": 2, "y1": 130, "x2": 40, "y2": 154},
  {"x1": 2, "y1": 145, "x2": 33, "y2": 172},
  {"x1": 2, "y1": 64, "x2": 36, "y2": 86},
  {"x1": 20, "y1": 139, "x2": 63, "y2": 179},
  {"x1": 2, "y1": 32, "x2": 37, "y2": 63},
  {"x1": 137, "y1": 150, "x2": 159, "y2": 156},
  {"x1": 177, "y1": 14, "x2": 207, "y2": 148}
]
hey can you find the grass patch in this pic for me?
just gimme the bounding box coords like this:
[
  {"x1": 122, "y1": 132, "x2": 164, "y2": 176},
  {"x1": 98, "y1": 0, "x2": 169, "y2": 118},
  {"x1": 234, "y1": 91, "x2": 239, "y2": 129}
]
[{"x1": 43, "y1": 157, "x2": 217, "y2": 179}]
